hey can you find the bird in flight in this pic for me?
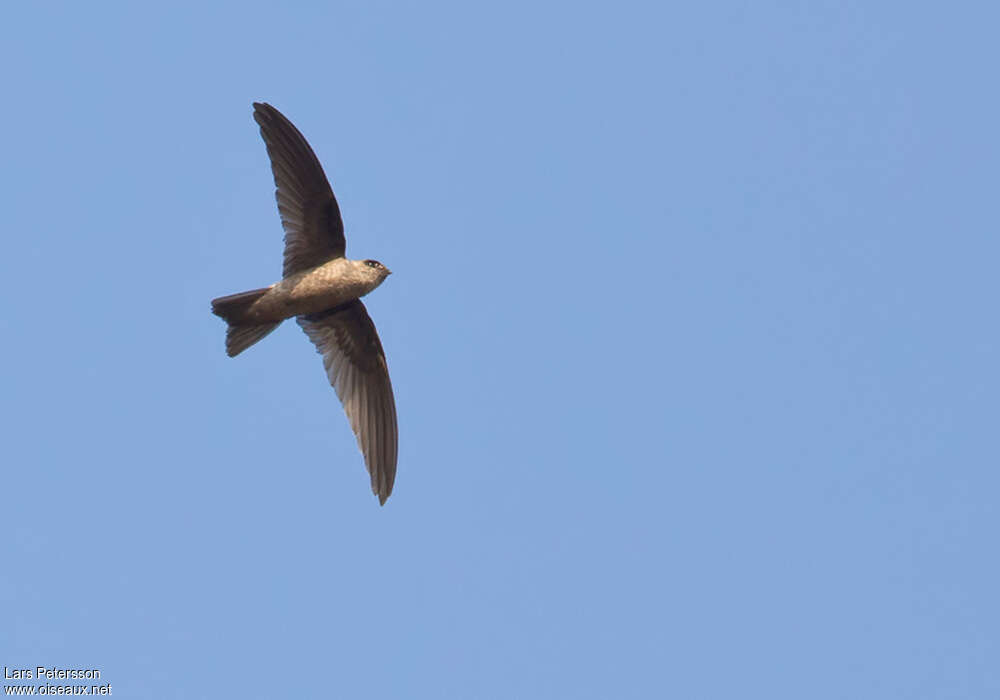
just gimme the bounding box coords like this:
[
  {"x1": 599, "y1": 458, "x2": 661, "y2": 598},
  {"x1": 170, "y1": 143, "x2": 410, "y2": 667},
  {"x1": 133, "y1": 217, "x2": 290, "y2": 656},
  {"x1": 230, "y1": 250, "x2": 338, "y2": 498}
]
[{"x1": 212, "y1": 102, "x2": 398, "y2": 505}]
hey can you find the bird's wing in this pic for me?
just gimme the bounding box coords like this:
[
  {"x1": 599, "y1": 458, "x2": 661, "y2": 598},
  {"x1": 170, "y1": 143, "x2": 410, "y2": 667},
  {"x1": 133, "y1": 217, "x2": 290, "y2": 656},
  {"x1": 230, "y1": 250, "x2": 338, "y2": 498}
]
[
  {"x1": 298, "y1": 300, "x2": 398, "y2": 504},
  {"x1": 253, "y1": 102, "x2": 346, "y2": 277}
]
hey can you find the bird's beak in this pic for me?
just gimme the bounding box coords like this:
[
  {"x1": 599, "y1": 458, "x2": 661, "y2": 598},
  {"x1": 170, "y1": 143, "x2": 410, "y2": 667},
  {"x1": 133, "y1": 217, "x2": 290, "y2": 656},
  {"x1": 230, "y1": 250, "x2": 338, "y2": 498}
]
[{"x1": 385, "y1": 268, "x2": 393, "y2": 275}]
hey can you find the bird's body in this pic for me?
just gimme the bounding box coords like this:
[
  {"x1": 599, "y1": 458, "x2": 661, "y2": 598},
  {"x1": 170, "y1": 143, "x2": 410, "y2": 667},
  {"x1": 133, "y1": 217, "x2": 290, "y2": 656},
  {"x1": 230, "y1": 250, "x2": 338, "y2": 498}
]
[
  {"x1": 220, "y1": 258, "x2": 389, "y2": 325},
  {"x1": 212, "y1": 102, "x2": 398, "y2": 505}
]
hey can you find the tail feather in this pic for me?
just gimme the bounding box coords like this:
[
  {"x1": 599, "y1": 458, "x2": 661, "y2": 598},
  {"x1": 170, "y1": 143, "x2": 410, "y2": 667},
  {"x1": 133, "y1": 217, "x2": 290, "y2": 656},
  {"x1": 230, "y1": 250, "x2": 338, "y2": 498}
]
[
  {"x1": 211, "y1": 287, "x2": 281, "y2": 357},
  {"x1": 225, "y1": 321, "x2": 281, "y2": 357},
  {"x1": 211, "y1": 287, "x2": 271, "y2": 323}
]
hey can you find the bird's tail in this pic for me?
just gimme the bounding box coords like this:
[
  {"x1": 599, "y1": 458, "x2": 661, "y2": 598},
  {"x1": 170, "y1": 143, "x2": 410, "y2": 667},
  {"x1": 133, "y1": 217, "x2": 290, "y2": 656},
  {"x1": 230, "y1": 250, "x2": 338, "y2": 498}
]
[{"x1": 211, "y1": 287, "x2": 281, "y2": 357}]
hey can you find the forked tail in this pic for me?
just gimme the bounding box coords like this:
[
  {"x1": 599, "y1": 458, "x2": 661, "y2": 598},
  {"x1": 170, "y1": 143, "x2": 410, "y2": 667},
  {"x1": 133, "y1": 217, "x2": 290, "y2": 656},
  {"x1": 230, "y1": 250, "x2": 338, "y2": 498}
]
[{"x1": 211, "y1": 287, "x2": 281, "y2": 357}]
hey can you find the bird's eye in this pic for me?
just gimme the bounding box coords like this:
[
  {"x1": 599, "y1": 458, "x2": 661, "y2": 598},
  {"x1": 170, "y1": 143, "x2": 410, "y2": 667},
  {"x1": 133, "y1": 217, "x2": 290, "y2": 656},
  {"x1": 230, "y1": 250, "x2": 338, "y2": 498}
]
[{"x1": 365, "y1": 260, "x2": 381, "y2": 268}]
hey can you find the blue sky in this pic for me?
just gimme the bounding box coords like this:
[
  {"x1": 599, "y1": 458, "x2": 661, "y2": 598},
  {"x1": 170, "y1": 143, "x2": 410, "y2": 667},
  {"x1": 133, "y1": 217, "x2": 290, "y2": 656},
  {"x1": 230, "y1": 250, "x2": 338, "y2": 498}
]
[{"x1": 2, "y1": 1, "x2": 998, "y2": 698}]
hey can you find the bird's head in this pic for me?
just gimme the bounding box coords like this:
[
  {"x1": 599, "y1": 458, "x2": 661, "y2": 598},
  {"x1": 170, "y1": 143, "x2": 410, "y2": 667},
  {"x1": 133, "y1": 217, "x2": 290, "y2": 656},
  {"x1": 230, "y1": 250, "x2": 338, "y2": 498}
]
[{"x1": 359, "y1": 258, "x2": 392, "y2": 286}]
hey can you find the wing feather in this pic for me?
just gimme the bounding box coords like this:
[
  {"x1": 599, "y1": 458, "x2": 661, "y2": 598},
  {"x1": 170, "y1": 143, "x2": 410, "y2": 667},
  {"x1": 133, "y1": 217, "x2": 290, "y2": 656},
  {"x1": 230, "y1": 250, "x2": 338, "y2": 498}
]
[
  {"x1": 252, "y1": 102, "x2": 346, "y2": 277},
  {"x1": 298, "y1": 300, "x2": 398, "y2": 504}
]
